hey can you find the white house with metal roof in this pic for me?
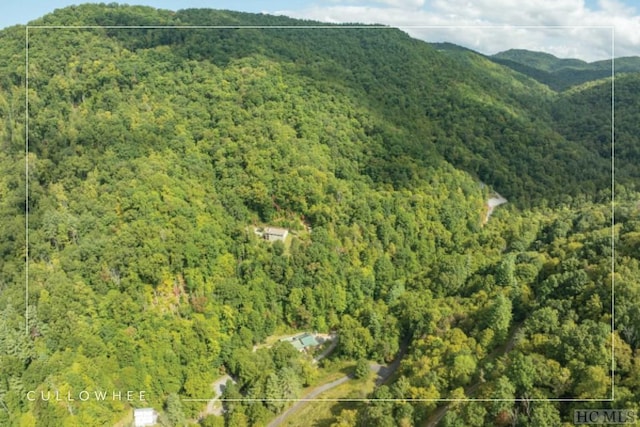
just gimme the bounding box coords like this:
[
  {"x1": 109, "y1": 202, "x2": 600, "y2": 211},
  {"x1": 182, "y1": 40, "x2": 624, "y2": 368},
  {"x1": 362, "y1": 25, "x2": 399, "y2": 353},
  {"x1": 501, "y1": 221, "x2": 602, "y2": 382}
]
[{"x1": 133, "y1": 408, "x2": 158, "y2": 427}]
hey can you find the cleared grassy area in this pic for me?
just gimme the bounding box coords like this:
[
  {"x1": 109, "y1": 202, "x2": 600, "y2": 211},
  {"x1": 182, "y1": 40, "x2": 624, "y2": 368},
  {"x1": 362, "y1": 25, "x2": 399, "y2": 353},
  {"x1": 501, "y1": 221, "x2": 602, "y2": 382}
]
[
  {"x1": 255, "y1": 332, "x2": 299, "y2": 349},
  {"x1": 287, "y1": 359, "x2": 356, "y2": 401},
  {"x1": 112, "y1": 409, "x2": 133, "y2": 427},
  {"x1": 253, "y1": 331, "x2": 335, "y2": 358},
  {"x1": 279, "y1": 372, "x2": 377, "y2": 427}
]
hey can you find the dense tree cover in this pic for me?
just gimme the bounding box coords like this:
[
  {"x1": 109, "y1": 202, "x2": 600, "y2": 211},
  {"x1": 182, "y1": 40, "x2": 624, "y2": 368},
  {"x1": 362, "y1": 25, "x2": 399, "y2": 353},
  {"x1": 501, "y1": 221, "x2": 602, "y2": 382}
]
[
  {"x1": 551, "y1": 74, "x2": 640, "y2": 184},
  {"x1": 489, "y1": 48, "x2": 640, "y2": 91},
  {"x1": 0, "y1": 4, "x2": 637, "y2": 426},
  {"x1": 368, "y1": 196, "x2": 640, "y2": 426},
  {"x1": 22, "y1": 4, "x2": 636, "y2": 207}
]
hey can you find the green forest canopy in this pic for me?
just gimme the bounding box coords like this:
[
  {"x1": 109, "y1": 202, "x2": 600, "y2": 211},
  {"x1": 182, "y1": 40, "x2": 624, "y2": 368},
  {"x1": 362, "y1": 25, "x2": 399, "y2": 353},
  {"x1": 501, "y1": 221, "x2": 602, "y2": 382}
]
[{"x1": 0, "y1": 3, "x2": 638, "y2": 426}]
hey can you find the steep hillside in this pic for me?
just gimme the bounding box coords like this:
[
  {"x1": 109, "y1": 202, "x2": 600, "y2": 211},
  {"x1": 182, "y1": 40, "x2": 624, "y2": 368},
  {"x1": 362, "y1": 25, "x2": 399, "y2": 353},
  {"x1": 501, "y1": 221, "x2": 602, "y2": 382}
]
[
  {"x1": 551, "y1": 74, "x2": 640, "y2": 182},
  {"x1": 491, "y1": 48, "x2": 640, "y2": 91},
  {"x1": 0, "y1": 4, "x2": 638, "y2": 427},
  {"x1": 492, "y1": 49, "x2": 591, "y2": 72},
  {"x1": 21, "y1": 6, "x2": 622, "y2": 206}
]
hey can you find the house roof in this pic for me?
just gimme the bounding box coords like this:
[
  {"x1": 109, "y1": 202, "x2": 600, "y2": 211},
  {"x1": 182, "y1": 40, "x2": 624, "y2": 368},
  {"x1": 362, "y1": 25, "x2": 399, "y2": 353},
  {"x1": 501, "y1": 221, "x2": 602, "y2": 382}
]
[
  {"x1": 290, "y1": 340, "x2": 305, "y2": 350},
  {"x1": 299, "y1": 334, "x2": 319, "y2": 347},
  {"x1": 280, "y1": 333, "x2": 321, "y2": 350},
  {"x1": 265, "y1": 227, "x2": 288, "y2": 235}
]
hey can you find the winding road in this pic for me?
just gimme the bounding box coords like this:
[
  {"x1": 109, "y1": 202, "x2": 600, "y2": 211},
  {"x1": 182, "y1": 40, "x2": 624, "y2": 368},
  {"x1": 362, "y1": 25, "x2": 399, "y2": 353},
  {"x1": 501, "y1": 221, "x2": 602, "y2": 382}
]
[
  {"x1": 197, "y1": 374, "x2": 236, "y2": 419},
  {"x1": 268, "y1": 340, "x2": 409, "y2": 427},
  {"x1": 484, "y1": 194, "x2": 507, "y2": 223},
  {"x1": 266, "y1": 375, "x2": 352, "y2": 427}
]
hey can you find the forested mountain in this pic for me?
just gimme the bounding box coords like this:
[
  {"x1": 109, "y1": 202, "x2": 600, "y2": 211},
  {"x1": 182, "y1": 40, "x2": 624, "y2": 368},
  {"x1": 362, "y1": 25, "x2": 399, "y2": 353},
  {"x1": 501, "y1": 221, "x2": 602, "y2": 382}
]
[
  {"x1": 490, "y1": 48, "x2": 640, "y2": 91},
  {"x1": 0, "y1": 4, "x2": 638, "y2": 427},
  {"x1": 493, "y1": 49, "x2": 592, "y2": 71}
]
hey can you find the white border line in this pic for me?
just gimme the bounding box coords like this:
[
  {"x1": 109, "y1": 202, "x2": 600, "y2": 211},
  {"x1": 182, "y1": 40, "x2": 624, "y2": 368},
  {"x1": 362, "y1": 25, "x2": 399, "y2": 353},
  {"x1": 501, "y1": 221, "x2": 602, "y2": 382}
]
[
  {"x1": 181, "y1": 398, "x2": 615, "y2": 402},
  {"x1": 25, "y1": 26, "x2": 30, "y2": 336},
  {"x1": 610, "y1": 25, "x2": 616, "y2": 402},
  {"x1": 24, "y1": 23, "x2": 616, "y2": 404}
]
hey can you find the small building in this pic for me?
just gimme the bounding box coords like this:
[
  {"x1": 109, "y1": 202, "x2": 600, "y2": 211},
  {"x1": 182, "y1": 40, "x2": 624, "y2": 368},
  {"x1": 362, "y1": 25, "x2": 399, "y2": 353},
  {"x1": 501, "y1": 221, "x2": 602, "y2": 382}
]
[
  {"x1": 264, "y1": 227, "x2": 289, "y2": 242},
  {"x1": 134, "y1": 408, "x2": 158, "y2": 427},
  {"x1": 299, "y1": 333, "x2": 320, "y2": 348},
  {"x1": 281, "y1": 333, "x2": 320, "y2": 352}
]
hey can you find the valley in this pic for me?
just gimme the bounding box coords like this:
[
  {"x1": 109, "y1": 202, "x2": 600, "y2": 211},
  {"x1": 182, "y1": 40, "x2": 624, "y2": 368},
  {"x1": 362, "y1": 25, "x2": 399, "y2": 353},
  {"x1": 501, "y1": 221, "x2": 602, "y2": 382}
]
[{"x1": 0, "y1": 4, "x2": 638, "y2": 426}]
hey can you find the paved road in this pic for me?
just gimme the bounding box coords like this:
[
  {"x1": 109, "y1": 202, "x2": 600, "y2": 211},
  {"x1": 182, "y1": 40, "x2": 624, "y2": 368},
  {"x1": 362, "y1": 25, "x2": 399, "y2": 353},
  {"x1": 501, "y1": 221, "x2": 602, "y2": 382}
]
[
  {"x1": 268, "y1": 362, "x2": 395, "y2": 427},
  {"x1": 269, "y1": 339, "x2": 409, "y2": 427},
  {"x1": 267, "y1": 375, "x2": 352, "y2": 427},
  {"x1": 484, "y1": 194, "x2": 507, "y2": 223},
  {"x1": 313, "y1": 335, "x2": 338, "y2": 364},
  {"x1": 198, "y1": 374, "x2": 235, "y2": 419}
]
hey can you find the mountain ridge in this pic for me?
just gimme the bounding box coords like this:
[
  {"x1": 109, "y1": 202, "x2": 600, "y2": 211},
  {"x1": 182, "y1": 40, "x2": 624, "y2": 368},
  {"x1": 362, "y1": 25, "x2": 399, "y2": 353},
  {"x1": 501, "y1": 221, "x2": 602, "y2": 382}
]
[
  {"x1": 491, "y1": 48, "x2": 640, "y2": 90},
  {"x1": 0, "y1": 4, "x2": 638, "y2": 426}
]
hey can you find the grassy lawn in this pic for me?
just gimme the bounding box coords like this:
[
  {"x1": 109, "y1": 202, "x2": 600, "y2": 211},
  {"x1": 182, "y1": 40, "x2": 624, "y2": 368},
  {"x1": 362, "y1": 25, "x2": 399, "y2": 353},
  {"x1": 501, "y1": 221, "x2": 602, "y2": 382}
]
[
  {"x1": 112, "y1": 408, "x2": 133, "y2": 427},
  {"x1": 280, "y1": 372, "x2": 377, "y2": 427},
  {"x1": 252, "y1": 327, "x2": 304, "y2": 351},
  {"x1": 309, "y1": 359, "x2": 354, "y2": 385},
  {"x1": 260, "y1": 333, "x2": 297, "y2": 348}
]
